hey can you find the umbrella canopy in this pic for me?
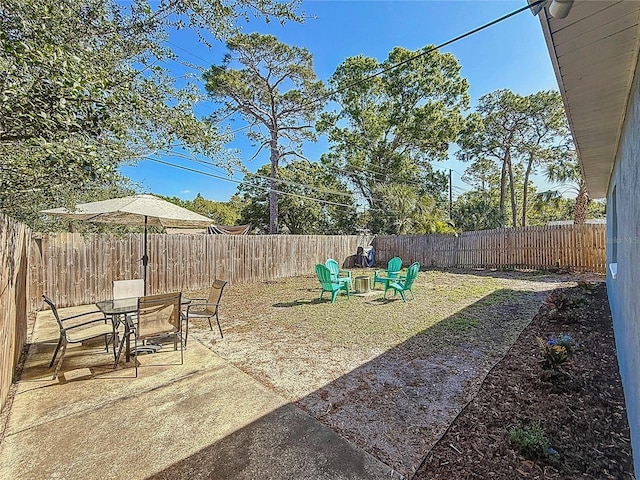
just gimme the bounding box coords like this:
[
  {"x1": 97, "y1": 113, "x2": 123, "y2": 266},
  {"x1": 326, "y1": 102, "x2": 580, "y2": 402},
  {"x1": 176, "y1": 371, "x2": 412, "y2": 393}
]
[
  {"x1": 41, "y1": 194, "x2": 213, "y2": 228},
  {"x1": 41, "y1": 195, "x2": 213, "y2": 294}
]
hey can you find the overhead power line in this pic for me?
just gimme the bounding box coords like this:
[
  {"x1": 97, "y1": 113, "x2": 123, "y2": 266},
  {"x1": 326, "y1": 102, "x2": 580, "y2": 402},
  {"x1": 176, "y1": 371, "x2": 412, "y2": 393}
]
[
  {"x1": 162, "y1": 150, "x2": 355, "y2": 198},
  {"x1": 163, "y1": 0, "x2": 547, "y2": 140},
  {"x1": 149, "y1": 1, "x2": 547, "y2": 209},
  {"x1": 145, "y1": 157, "x2": 354, "y2": 208},
  {"x1": 305, "y1": 0, "x2": 547, "y2": 107}
]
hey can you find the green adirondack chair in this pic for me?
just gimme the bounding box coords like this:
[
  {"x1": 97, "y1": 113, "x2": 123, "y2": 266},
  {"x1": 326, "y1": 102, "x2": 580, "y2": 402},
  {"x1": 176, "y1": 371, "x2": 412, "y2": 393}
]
[
  {"x1": 384, "y1": 262, "x2": 420, "y2": 302},
  {"x1": 373, "y1": 256, "x2": 403, "y2": 290},
  {"x1": 325, "y1": 258, "x2": 352, "y2": 289},
  {"x1": 315, "y1": 264, "x2": 350, "y2": 303}
]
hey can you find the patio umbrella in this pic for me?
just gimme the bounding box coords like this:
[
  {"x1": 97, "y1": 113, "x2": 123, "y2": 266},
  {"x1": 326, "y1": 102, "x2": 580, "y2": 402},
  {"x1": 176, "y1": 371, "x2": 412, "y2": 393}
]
[{"x1": 41, "y1": 194, "x2": 213, "y2": 294}]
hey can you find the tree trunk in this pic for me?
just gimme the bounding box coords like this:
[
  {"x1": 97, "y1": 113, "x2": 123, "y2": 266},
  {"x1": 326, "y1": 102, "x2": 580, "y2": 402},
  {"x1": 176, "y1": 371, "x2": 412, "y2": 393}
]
[
  {"x1": 269, "y1": 133, "x2": 279, "y2": 234},
  {"x1": 573, "y1": 182, "x2": 589, "y2": 224},
  {"x1": 507, "y1": 151, "x2": 518, "y2": 227},
  {"x1": 499, "y1": 155, "x2": 507, "y2": 224},
  {"x1": 522, "y1": 156, "x2": 534, "y2": 227}
]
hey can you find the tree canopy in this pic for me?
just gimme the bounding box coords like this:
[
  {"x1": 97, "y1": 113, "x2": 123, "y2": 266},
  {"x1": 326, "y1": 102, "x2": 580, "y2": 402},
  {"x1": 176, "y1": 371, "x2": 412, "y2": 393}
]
[
  {"x1": 1, "y1": 0, "x2": 303, "y2": 227},
  {"x1": 457, "y1": 89, "x2": 568, "y2": 227},
  {"x1": 161, "y1": 193, "x2": 244, "y2": 226},
  {"x1": 237, "y1": 160, "x2": 357, "y2": 234},
  {"x1": 318, "y1": 45, "x2": 469, "y2": 233},
  {"x1": 203, "y1": 33, "x2": 325, "y2": 234}
]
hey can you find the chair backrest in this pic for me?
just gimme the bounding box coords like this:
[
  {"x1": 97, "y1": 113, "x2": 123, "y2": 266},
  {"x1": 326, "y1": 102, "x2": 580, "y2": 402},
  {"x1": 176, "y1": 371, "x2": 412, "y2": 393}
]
[
  {"x1": 113, "y1": 279, "x2": 145, "y2": 300},
  {"x1": 402, "y1": 262, "x2": 420, "y2": 290},
  {"x1": 387, "y1": 257, "x2": 403, "y2": 276},
  {"x1": 315, "y1": 264, "x2": 334, "y2": 289},
  {"x1": 113, "y1": 279, "x2": 145, "y2": 309},
  {"x1": 137, "y1": 292, "x2": 182, "y2": 339},
  {"x1": 205, "y1": 279, "x2": 228, "y2": 314},
  {"x1": 325, "y1": 258, "x2": 340, "y2": 281},
  {"x1": 42, "y1": 295, "x2": 64, "y2": 331}
]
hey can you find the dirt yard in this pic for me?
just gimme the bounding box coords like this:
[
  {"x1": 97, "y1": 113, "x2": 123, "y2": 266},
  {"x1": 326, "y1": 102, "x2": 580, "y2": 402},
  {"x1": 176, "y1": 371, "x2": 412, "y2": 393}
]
[{"x1": 187, "y1": 268, "x2": 598, "y2": 478}]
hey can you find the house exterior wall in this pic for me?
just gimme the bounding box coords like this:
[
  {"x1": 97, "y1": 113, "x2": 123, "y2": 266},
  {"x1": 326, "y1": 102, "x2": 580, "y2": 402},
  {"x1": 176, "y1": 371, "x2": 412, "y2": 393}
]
[{"x1": 607, "y1": 49, "x2": 640, "y2": 474}]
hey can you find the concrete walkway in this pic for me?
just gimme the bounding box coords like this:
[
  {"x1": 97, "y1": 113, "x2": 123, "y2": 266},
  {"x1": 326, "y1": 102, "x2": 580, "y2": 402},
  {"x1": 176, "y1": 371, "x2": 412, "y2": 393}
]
[{"x1": 0, "y1": 305, "x2": 401, "y2": 479}]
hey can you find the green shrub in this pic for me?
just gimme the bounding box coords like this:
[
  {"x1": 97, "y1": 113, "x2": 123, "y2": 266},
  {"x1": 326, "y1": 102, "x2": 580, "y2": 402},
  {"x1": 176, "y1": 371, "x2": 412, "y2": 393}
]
[{"x1": 508, "y1": 423, "x2": 551, "y2": 459}]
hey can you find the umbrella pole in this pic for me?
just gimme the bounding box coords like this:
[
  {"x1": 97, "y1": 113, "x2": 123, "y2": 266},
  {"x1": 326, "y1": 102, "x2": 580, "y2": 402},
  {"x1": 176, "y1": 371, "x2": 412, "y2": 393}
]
[{"x1": 143, "y1": 216, "x2": 149, "y2": 296}]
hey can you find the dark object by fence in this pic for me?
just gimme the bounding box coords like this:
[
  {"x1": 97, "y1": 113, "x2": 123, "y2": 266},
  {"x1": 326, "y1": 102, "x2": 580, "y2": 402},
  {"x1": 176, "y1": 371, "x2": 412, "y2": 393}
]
[{"x1": 355, "y1": 246, "x2": 375, "y2": 267}]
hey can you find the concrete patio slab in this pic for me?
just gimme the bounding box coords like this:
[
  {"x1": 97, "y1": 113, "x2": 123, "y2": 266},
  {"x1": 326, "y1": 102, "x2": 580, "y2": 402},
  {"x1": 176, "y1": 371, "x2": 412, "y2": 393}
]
[{"x1": 0, "y1": 305, "x2": 401, "y2": 480}]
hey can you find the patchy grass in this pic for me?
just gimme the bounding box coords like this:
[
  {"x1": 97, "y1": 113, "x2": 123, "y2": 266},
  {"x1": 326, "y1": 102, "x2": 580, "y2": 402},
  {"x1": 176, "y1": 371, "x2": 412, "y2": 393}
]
[
  {"x1": 185, "y1": 268, "x2": 578, "y2": 476},
  {"x1": 186, "y1": 270, "x2": 560, "y2": 356},
  {"x1": 186, "y1": 268, "x2": 559, "y2": 352}
]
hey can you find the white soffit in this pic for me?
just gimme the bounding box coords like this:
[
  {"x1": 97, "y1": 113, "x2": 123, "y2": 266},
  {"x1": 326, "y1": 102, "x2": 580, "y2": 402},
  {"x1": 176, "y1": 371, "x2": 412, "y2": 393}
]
[{"x1": 539, "y1": 0, "x2": 640, "y2": 198}]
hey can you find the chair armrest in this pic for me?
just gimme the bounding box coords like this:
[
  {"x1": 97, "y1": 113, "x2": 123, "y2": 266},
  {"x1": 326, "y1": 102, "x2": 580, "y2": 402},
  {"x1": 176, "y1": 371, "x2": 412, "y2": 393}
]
[
  {"x1": 184, "y1": 298, "x2": 207, "y2": 307},
  {"x1": 338, "y1": 269, "x2": 351, "y2": 277},
  {"x1": 60, "y1": 310, "x2": 105, "y2": 322},
  {"x1": 64, "y1": 315, "x2": 109, "y2": 330},
  {"x1": 187, "y1": 302, "x2": 220, "y2": 313}
]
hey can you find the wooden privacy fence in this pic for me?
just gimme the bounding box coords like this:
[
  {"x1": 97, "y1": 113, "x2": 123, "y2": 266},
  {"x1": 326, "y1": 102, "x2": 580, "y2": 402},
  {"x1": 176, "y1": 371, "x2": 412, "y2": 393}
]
[
  {"x1": 28, "y1": 224, "x2": 607, "y2": 311},
  {"x1": 0, "y1": 218, "x2": 608, "y2": 414},
  {"x1": 374, "y1": 224, "x2": 606, "y2": 273},
  {"x1": 30, "y1": 233, "x2": 375, "y2": 310},
  {"x1": 0, "y1": 214, "x2": 31, "y2": 414}
]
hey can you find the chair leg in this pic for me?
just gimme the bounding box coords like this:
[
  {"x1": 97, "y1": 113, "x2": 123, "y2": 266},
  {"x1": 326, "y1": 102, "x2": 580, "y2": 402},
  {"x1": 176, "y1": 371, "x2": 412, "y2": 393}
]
[
  {"x1": 400, "y1": 290, "x2": 407, "y2": 302},
  {"x1": 110, "y1": 332, "x2": 117, "y2": 365},
  {"x1": 115, "y1": 333, "x2": 126, "y2": 368},
  {"x1": 134, "y1": 334, "x2": 139, "y2": 378},
  {"x1": 49, "y1": 336, "x2": 63, "y2": 368},
  {"x1": 183, "y1": 313, "x2": 189, "y2": 348},
  {"x1": 215, "y1": 312, "x2": 223, "y2": 338},
  {"x1": 103, "y1": 332, "x2": 110, "y2": 353},
  {"x1": 114, "y1": 320, "x2": 133, "y2": 368},
  {"x1": 331, "y1": 290, "x2": 338, "y2": 303},
  {"x1": 52, "y1": 341, "x2": 67, "y2": 379}
]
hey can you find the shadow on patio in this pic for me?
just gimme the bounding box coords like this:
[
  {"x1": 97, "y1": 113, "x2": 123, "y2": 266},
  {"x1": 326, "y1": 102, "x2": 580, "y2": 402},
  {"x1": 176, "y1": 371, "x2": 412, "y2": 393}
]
[{"x1": 0, "y1": 280, "x2": 555, "y2": 479}]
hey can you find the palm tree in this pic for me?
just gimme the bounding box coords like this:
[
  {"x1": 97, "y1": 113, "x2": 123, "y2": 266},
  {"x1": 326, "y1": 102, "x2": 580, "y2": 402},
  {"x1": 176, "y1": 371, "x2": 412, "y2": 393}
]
[{"x1": 540, "y1": 148, "x2": 589, "y2": 224}]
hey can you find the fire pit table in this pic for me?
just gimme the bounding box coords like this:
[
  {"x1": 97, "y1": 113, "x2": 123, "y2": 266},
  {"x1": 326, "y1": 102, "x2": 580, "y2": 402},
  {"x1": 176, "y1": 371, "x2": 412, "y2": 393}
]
[{"x1": 354, "y1": 275, "x2": 371, "y2": 294}]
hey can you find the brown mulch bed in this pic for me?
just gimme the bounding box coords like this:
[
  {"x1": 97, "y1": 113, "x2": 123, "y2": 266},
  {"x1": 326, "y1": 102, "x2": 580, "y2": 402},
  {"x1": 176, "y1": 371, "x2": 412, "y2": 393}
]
[{"x1": 414, "y1": 282, "x2": 635, "y2": 479}]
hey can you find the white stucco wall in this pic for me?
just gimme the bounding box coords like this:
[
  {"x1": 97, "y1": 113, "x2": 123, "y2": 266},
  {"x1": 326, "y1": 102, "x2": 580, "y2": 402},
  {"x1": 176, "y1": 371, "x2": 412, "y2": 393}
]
[{"x1": 606, "y1": 49, "x2": 640, "y2": 475}]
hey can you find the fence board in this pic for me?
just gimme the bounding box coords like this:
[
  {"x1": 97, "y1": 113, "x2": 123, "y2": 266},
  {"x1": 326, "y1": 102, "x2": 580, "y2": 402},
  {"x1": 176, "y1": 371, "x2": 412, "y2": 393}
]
[
  {"x1": 29, "y1": 233, "x2": 376, "y2": 308},
  {"x1": 0, "y1": 214, "x2": 30, "y2": 413},
  {"x1": 24, "y1": 225, "x2": 606, "y2": 310},
  {"x1": 376, "y1": 225, "x2": 606, "y2": 274}
]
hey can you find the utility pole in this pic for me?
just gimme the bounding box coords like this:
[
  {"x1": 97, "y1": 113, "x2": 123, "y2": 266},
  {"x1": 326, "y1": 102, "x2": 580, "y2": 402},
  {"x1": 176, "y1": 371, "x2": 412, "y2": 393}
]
[{"x1": 449, "y1": 169, "x2": 453, "y2": 219}]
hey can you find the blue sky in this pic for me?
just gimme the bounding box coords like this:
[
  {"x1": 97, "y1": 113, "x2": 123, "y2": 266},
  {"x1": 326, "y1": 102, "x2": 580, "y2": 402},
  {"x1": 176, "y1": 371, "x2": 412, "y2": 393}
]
[{"x1": 120, "y1": 0, "x2": 560, "y2": 202}]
